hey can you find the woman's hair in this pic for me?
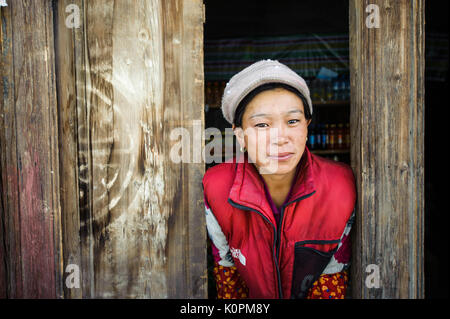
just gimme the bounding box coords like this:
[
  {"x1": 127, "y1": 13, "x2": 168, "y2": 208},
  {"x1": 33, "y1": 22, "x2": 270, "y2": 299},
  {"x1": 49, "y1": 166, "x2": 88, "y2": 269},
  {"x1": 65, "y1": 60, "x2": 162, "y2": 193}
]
[{"x1": 233, "y1": 82, "x2": 312, "y2": 127}]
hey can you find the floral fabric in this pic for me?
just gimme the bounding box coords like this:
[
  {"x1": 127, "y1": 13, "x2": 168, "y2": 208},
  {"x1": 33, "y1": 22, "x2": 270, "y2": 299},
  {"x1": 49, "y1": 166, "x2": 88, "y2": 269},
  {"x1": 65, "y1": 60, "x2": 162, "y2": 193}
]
[{"x1": 212, "y1": 261, "x2": 349, "y2": 299}]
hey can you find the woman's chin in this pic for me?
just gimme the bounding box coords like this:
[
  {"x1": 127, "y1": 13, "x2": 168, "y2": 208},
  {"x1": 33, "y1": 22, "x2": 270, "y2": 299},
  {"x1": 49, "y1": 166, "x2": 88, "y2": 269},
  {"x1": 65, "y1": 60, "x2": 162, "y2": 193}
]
[{"x1": 257, "y1": 157, "x2": 298, "y2": 175}]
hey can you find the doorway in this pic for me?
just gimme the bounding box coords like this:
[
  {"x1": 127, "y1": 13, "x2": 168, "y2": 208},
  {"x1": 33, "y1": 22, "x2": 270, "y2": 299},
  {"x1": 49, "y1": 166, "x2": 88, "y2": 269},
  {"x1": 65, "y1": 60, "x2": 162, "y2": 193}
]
[{"x1": 203, "y1": 0, "x2": 351, "y2": 298}]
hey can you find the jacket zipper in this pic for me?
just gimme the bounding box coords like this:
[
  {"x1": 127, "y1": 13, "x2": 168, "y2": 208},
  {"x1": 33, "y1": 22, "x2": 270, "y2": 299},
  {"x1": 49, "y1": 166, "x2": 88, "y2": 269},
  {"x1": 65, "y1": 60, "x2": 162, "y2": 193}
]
[
  {"x1": 276, "y1": 191, "x2": 316, "y2": 262},
  {"x1": 228, "y1": 198, "x2": 283, "y2": 298},
  {"x1": 228, "y1": 191, "x2": 315, "y2": 299}
]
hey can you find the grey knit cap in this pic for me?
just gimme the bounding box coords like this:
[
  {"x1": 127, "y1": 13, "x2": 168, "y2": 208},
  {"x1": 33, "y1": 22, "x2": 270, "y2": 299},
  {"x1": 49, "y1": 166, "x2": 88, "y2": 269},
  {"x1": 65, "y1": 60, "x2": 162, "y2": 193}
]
[{"x1": 221, "y1": 59, "x2": 313, "y2": 124}]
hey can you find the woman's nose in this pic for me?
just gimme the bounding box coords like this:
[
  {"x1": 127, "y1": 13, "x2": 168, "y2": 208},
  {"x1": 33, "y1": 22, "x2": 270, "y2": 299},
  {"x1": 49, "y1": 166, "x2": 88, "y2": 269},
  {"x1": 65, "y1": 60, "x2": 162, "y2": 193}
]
[{"x1": 269, "y1": 125, "x2": 289, "y2": 145}]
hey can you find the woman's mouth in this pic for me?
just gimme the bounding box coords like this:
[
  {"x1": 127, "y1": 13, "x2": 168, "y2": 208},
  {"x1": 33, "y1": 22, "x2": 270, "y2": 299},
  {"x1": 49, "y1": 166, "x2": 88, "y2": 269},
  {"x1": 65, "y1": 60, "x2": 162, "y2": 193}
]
[{"x1": 267, "y1": 152, "x2": 294, "y2": 161}]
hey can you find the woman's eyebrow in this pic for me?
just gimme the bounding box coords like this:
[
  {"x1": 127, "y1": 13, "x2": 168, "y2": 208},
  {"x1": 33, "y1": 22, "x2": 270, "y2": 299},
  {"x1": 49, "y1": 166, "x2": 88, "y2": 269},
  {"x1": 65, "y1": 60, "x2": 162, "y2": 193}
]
[
  {"x1": 248, "y1": 113, "x2": 270, "y2": 120},
  {"x1": 285, "y1": 109, "x2": 304, "y2": 115},
  {"x1": 248, "y1": 109, "x2": 303, "y2": 119}
]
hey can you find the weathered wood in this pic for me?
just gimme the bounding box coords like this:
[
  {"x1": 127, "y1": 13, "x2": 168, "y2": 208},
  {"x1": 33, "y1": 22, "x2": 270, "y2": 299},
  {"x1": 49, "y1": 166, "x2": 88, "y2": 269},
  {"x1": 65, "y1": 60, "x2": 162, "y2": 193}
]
[
  {"x1": 53, "y1": 0, "x2": 84, "y2": 299},
  {"x1": 1, "y1": 0, "x2": 206, "y2": 299},
  {"x1": 54, "y1": 0, "x2": 206, "y2": 298},
  {"x1": 0, "y1": 0, "x2": 63, "y2": 298},
  {"x1": 349, "y1": 0, "x2": 424, "y2": 298},
  {"x1": 166, "y1": 0, "x2": 207, "y2": 298}
]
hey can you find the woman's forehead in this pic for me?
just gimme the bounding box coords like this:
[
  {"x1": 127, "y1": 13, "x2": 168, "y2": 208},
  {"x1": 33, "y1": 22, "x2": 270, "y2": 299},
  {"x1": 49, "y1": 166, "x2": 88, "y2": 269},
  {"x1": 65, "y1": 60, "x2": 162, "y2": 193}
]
[
  {"x1": 244, "y1": 89, "x2": 305, "y2": 118},
  {"x1": 248, "y1": 109, "x2": 304, "y2": 120}
]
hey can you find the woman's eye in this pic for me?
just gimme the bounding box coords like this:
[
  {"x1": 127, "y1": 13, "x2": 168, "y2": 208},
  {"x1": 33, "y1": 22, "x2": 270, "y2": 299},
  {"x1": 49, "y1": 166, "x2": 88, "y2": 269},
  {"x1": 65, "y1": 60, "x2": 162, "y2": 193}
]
[
  {"x1": 288, "y1": 119, "x2": 300, "y2": 125},
  {"x1": 255, "y1": 123, "x2": 269, "y2": 128}
]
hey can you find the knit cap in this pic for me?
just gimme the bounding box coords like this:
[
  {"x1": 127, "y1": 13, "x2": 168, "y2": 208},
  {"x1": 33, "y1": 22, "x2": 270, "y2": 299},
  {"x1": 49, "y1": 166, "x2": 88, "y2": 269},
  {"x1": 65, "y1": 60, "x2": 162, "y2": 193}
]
[{"x1": 221, "y1": 59, "x2": 313, "y2": 124}]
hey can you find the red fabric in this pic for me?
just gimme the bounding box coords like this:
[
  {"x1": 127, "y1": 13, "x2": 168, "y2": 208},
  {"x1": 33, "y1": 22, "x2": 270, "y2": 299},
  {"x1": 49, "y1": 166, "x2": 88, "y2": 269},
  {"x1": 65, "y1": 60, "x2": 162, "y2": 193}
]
[{"x1": 203, "y1": 147, "x2": 356, "y2": 299}]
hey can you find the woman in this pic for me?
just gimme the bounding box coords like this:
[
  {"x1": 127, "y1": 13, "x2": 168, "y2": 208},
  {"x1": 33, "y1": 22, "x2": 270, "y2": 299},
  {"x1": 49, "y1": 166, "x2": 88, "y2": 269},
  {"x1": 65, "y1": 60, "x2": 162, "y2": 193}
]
[{"x1": 203, "y1": 60, "x2": 356, "y2": 299}]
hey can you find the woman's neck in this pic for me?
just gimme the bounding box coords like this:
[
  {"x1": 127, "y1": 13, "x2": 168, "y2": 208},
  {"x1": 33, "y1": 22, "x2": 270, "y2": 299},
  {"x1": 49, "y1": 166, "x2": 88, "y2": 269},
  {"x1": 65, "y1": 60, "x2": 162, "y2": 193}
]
[
  {"x1": 261, "y1": 168, "x2": 297, "y2": 208},
  {"x1": 262, "y1": 170, "x2": 296, "y2": 190}
]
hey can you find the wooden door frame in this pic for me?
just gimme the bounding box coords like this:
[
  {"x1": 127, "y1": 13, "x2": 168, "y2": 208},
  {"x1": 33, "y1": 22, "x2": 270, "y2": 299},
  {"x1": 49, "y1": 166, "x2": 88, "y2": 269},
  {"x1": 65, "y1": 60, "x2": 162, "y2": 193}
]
[{"x1": 349, "y1": 0, "x2": 424, "y2": 298}]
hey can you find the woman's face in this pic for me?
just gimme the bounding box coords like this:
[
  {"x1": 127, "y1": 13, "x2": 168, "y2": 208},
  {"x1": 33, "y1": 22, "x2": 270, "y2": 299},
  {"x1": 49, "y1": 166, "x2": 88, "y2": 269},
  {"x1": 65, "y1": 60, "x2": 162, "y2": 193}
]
[{"x1": 234, "y1": 88, "x2": 310, "y2": 176}]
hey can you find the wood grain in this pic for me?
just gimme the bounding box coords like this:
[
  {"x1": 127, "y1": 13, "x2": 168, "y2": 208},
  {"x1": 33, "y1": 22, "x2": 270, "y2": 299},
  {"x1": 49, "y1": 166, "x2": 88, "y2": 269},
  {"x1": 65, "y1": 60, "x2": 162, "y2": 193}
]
[
  {"x1": 349, "y1": 0, "x2": 424, "y2": 298},
  {"x1": 0, "y1": 0, "x2": 63, "y2": 298},
  {"x1": 54, "y1": 0, "x2": 206, "y2": 298},
  {"x1": 1, "y1": 0, "x2": 206, "y2": 299}
]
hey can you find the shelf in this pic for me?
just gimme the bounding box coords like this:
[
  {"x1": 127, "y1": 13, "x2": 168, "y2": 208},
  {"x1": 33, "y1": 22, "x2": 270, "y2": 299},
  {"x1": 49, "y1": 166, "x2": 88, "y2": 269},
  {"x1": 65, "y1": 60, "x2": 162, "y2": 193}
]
[{"x1": 311, "y1": 149, "x2": 350, "y2": 155}]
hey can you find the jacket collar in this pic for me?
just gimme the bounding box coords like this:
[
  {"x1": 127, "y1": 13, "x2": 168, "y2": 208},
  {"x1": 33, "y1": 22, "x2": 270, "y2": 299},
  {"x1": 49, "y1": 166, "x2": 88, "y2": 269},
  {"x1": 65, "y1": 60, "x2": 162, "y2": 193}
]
[{"x1": 228, "y1": 147, "x2": 316, "y2": 222}]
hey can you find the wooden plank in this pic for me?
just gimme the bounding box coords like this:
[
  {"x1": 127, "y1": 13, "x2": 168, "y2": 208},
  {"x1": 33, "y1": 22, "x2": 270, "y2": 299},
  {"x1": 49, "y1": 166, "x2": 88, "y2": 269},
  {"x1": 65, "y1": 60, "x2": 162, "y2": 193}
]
[
  {"x1": 349, "y1": 0, "x2": 424, "y2": 298},
  {"x1": 166, "y1": 0, "x2": 207, "y2": 298},
  {"x1": 184, "y1": 0, "x2": 207, "y2": 298},
  {"x1": 0, "y1": 2, "x2": 21, "y2": 299},
  {"x1": 53, "y1": 0, "x2": 83, "y2": 299},
  {"x1": 54, "y1": 0, "x2": 206, "y2": 298},
  {"x1": 0, "y1": 0, "x2": 63, "y2": 298}
]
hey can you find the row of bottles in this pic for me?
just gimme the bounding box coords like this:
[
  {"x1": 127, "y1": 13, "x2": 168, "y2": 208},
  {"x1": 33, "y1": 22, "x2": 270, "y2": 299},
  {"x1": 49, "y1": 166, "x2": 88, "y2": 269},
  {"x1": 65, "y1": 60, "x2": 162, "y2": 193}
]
[
  {"x1": 307, "y1": 123, "x2": 350, "y2": 150},
  {"x1": 205, "y1": 81, "x2": 227, "y2": 108},
  {"x1": 307, "y1": 77, "x2": 350, "y2": 102}
]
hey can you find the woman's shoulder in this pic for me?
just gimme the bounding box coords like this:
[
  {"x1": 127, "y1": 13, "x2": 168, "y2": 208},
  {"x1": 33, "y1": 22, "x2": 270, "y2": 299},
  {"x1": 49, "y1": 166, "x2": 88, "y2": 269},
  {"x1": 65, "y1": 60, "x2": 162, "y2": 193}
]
[
  {"x1": 311, "y1": 154, "x2": 356, "y2": 194},
  {"x1": 203, "y1": 162, "x2": 237, "y2": 192},
  {"x1": 310, "y1": 155, "x2": 356, "y2": 219},
  {"x1": 312, "y1": 154, "x2": 354, "y2": 178}
]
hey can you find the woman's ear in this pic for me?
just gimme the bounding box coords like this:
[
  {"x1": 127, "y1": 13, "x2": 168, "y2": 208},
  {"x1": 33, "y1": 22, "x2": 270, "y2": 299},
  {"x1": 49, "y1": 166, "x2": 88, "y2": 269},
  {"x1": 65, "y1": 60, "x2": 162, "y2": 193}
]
[
  {"x1": 306, "y1": 119, "x2": 312, "y2": 126},
  {"x1": 232, "y1": 124, "x2": 246, "y2": 150}
]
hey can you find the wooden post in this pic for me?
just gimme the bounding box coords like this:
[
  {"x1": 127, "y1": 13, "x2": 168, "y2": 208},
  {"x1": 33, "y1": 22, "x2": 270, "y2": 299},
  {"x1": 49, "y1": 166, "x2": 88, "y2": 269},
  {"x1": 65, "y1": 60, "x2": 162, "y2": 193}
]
[
  {"x1": 0, "y1": 0, "x2": 63, "y2": 298},
  {"x1": 54, "y1": 0, "x2": 206, "y2": 298},
  {"x1": 349, "y1": 0, "x2": 424, "y2": 298}
]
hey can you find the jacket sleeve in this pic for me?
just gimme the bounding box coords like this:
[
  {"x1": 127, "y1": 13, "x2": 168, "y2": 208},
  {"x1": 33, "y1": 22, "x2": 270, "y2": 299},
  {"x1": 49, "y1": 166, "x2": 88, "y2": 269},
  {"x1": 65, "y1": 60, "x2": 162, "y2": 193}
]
[
  {"x1": 307, "y1": 212, "x2": 355, "y2": 299},
  {"x1": 205, "y1": 197, "x2": 249, "y2": 299}
]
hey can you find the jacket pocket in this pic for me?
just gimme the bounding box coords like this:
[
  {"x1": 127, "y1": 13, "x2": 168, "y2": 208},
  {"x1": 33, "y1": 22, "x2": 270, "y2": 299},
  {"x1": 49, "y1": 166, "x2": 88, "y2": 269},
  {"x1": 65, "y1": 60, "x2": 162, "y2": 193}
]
[{"x1": 290, "y1": 240, "x2": 339, "y2": 299}]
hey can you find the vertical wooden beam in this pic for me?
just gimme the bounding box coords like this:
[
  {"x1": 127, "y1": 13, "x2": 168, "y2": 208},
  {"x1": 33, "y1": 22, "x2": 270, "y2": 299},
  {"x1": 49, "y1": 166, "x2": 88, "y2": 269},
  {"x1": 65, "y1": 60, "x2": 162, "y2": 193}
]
[
  {"x1": 54, "y1": 0, "x2": 206, "y2": 298},
  {"x1": 165, "y1": 0, "x2": 207, "y2": 298},
  {"x1": 349, "y1": 0, "x2": 424, "y2": 298},
  {"x1": 0, "y1": 0, "x2": 63, "y2": 298},
  {"x1": 53, "y1": 0, "x2": 84, "y2": 299}
]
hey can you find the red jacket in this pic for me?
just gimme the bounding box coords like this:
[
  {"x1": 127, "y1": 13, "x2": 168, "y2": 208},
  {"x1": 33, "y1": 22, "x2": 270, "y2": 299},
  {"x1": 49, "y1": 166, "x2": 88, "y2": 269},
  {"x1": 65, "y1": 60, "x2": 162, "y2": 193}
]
[{"x1": 203, "y1": 148, "x2": 356, "y2": 299}]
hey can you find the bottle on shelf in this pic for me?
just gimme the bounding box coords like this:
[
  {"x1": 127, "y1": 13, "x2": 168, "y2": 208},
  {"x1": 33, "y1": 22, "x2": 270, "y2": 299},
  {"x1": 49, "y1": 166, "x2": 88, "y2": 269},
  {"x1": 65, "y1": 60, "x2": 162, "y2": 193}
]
[
  {"x1": 332, "y1": 80, "x2": 340, "y2": 101},
  {"x1": 314, "y1": 123, "x2": 322, "y2": 150},
  {"x1": 328, "y1": 124, "x2": 336, "y2": 149},
  {"x1": 324, "y1": 80, "x2": 332, "y2": 101},
  {"x1": 320, "y1": 124, "x2": 327, "y2": 150},
  {"x1": 308, "y1": 124, "x2": 316, "y2": 150},
  {"x1": 337, "y1": 123, "x2": 344, "y2": 149}
]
